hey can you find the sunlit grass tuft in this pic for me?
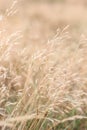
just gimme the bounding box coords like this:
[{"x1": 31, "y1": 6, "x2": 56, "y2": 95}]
[{"x1": 0, "y1": 1, "x2": 87, "y2": 130}]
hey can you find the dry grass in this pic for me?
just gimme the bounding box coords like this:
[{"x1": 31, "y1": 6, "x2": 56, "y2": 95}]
[{"x1": 0, "y1": 0, "x2": 87, "y2": 130}]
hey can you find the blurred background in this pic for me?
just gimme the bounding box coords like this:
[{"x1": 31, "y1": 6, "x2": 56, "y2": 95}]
[{"x1": 0, "y1": 0, "x2": 87, "y2": 47}]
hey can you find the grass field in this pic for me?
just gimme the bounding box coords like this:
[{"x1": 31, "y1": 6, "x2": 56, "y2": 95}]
[{"x1": 0, "y1": 0, "x2": 87, "y2": 130}]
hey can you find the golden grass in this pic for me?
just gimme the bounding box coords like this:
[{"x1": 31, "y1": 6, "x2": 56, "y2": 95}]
[{"x1": 0, "y1": 0, "x2": 87, "y2": 130}]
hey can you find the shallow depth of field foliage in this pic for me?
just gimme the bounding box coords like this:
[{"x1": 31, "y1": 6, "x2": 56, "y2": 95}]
[{"x1": 0, "y1": 0, "x2": 87, "y2": 130}]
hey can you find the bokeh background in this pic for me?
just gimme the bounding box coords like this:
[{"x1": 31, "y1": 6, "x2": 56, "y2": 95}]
[{"x1": 0, "y1": 0, "x2": 87, "y2": 48}]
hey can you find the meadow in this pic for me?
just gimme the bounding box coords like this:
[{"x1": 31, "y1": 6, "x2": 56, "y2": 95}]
[{"x1": 0, "y1": 0, "x2": 87, "y2": 130}]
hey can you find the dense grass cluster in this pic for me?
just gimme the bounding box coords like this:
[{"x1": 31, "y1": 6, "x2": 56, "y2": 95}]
[{"x1": 0, "y1": 0, "x2": 87, "y2": 130}]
